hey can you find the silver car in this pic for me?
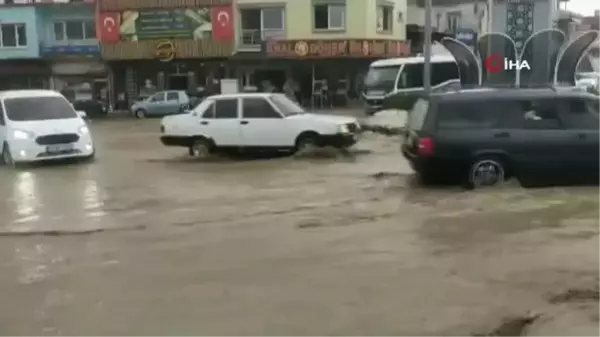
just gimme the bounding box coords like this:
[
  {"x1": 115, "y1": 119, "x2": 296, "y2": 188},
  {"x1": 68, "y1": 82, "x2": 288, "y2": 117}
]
[{"x1": 131, "y1": 91, "x2": 190, "y2": 118}]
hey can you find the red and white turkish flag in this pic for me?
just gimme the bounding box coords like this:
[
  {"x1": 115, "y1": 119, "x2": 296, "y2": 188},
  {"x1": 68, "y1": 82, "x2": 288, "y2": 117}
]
[
  {"x1": 96, "y1": 12, "x2": 121, "y2": 43},
  {"x1": 211, "y1": 6, "x2": 234, "y2": 42}
]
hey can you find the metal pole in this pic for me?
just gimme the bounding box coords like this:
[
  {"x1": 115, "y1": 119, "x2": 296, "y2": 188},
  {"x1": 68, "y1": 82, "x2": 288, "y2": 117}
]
[
  {"x1": 423, "y1": 0, "x2": 432, "y2": 92},
  {"x1": 487, "y1": 0, "x2": 493, "y2": 33}
]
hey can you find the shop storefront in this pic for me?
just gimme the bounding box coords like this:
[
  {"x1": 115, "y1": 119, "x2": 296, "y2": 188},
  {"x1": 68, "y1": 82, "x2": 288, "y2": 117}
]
[
  {"x1": 0, "y1": 60, "x2": 50, "y2": 90},
  {"x1": 231, "y1": 39, "x2": 410, "y2": 108},
  {"x1": 39, "y1": 44, "x2": 109, "y2": 102},
  {"x1": 97, "y1": 1, "x2": 235, "y2": 108}
]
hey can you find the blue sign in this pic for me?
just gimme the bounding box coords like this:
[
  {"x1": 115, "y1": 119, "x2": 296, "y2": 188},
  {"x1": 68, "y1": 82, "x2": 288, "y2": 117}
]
[
  {"x1": 455, "y1": 29, "x2": 477, "y2": 46},
  {"x1": 40, "y1": 45, "x2": 100, "y2": 57}
]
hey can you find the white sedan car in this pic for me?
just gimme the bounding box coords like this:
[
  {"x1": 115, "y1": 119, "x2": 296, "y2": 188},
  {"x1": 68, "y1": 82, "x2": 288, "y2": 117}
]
[{"x1": 160, "y1": 93, "x2": 361, "y2": 157}]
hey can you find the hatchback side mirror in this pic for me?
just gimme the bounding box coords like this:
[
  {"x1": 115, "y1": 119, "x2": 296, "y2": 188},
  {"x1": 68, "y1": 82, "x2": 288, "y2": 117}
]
[{"x1": 76, "y1": 110, "x2": 87, "y2": 119}]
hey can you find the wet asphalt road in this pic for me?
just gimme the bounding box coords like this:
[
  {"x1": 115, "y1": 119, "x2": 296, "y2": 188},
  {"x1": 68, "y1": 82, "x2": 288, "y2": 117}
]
[{"x1": 0, "y1": 117, "x2": 598, "y2": 335}]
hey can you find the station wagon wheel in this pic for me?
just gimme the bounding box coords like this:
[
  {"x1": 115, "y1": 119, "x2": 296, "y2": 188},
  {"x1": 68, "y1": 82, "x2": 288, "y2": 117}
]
[
  {"x1": 135, "y1": 109, "x2": 147, "y2": 119},
  {"x1": 1, "y1": 143, "x2": 14, "y2": 166},
  {"x1": 189, "y1": 138, "x2": 212, "y2": 159},
  {"x1": 468, "y1": 157, "x2": 506, "y2": 188}
]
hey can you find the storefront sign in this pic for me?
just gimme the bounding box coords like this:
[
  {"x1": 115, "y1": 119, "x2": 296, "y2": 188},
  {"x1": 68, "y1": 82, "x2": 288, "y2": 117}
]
[
  {"x1": 265, "y1": 39, "x2": 410, "y2": 58},
  {"x1": 40, "y1": 45, "x2": 100, "y2": 57},
  {"x1": 155, "y1": 40, "x2": 175, "y2": 62},
  {"x1": 119, "y1": 9, "x2": 208, "y2": 40},
  {"x1": 455, "y1": 29, "x2": 477, "y2": 46},
  {"x1": 99, "y1": 0, "x2": 231, "y2": 12}
]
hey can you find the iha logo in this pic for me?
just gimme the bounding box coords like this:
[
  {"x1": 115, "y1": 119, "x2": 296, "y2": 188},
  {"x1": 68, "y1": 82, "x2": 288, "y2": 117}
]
[{"x1": 485, "y1": 55, "x2": 531, "y2": 73}]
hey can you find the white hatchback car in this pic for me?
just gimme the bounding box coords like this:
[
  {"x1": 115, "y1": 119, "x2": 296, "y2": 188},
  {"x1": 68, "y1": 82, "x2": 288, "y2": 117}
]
[
  {"x1": 160, "y1": 93, "x2": 361, "y2": 156},
  {"x1": 0, "y1": 90, "x2": 95, "y2": 165}
]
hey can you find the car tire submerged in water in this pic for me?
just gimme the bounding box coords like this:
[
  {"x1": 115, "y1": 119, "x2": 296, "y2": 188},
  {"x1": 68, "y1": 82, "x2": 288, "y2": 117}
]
[
  {"x1": 294, "y1": 132, "x2": 320, "y2": 154},
  {"x1": 1, "y1": 143, "x2": 14, "y2": 166},
  {"x1": 135, "y1": 109, "x2": 147, "y2": 119},
  {"x1": 467, "y1": 156, "x2": 506, "y2": 188},
  {"x1": 189, "y1": 138, "x2": 212, "y2": 159}
]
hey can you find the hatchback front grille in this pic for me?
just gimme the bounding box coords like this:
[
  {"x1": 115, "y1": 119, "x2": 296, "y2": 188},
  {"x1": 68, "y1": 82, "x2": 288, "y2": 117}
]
[
  {"x1": 346, "y1": 123, "x2": 358, "y2": 133},
  {"x1": 36, "y1": 133, "x2": 79, "y2": 145}
]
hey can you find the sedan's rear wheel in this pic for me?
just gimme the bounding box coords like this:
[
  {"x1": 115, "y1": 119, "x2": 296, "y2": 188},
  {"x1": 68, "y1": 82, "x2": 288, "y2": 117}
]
[{"x1": 189, "y1": 138, "x2": 212, "y2": 159}]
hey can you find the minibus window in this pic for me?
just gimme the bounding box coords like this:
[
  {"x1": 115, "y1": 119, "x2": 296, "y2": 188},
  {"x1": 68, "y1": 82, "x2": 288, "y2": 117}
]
[
  {"x1": 364, "y1": 66, "x2": 400, "y2": 92},
  {"x1": 397, "y1": 63, "x2": 424, "y2": 89}
]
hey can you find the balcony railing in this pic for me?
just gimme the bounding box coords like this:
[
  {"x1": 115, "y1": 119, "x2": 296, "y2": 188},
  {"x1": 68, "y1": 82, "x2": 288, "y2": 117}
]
[{"x1": 240, "y1": 29, "x2": 285, "y2": 48}]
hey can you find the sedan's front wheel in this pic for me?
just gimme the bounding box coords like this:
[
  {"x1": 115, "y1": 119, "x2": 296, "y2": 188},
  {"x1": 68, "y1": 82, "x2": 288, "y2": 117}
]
[{"x1": 135, "y1": 109, "x2": 147, "y2": 119}]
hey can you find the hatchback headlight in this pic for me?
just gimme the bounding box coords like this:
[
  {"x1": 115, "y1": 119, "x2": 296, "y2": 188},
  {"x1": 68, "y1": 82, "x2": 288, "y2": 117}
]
[
  {"x1": 79, "y1": 125, "x2": 89, "y2": 135},
  {"x1": 13, "y1": 129, "x2": 34, "y2": 140},
  {"x1": 338, "y1": 124, "x2": 349, "y2": 133}
]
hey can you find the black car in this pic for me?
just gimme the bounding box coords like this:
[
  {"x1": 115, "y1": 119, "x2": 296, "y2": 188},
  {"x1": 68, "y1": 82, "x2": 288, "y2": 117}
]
[
  {"x1": 402, "y1": 88, "x2": 599, "y2": 188},
  {"x1": 72, "y1": 99, "x2": 110, "y2": 118}
]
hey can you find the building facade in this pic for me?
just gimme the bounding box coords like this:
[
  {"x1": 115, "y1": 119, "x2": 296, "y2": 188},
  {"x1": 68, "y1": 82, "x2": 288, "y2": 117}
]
[
  {"x1": 406, "y1": 0, "x2": 572, "y2": 50},
  {"x1": 0, "y1": 0, "x2": 104, "y2": 94},
  {"x1": 0, "y1": 5, "x2": 47, "y2": 90},
  {"x1": 234, "y1": 0, "x2": 411, "y2": 106},
  {"x1": 37, "y1": 2, "x2": 108, "y2": 100},
  {"x1": 97, "y1": 0, "x2": 236, "y2": 108}
]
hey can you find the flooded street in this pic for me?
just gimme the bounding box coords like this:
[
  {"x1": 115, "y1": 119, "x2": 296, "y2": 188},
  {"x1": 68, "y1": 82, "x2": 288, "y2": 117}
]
[{"x1": 0, "y1": 118, "x2": 597, "y2": 335}]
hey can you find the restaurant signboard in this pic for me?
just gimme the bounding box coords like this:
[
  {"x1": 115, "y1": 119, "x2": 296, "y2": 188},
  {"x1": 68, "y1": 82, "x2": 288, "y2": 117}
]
[{"x1": 265, "y1": 39, "x2": 411, "y2": 58}]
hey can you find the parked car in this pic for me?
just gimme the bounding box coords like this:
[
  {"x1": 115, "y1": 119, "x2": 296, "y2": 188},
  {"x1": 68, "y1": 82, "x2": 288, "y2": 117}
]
[
  {"x1": 130, "y1": 90, "x2": 189, "y2": 118},
  {"x1": 72, "y1": 99, "x2": 110, "y2": 118},
  {"x1": 160, "y1": 93, "x2": 361, "y2": 157},
  {"x1": 0, "y1": 90, "x2": 95, "y2": 166},
  {"x1": 401, "y1": 87, "x2": 599, "y2": 188},
  {"x1": 61, "y1": 87, "x2": 110, "y2": 118}
]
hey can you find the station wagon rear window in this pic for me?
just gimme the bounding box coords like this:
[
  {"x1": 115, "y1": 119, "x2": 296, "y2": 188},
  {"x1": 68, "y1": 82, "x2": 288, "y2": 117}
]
[{"x1": 408, "y1": 99, "x2": 429, "y2": 130}]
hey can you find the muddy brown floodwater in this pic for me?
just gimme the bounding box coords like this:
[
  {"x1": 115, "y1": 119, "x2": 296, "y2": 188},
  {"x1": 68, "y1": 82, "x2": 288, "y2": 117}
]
[{"x1": 0, "y1": 118, "x2": 597, "y2": 335}]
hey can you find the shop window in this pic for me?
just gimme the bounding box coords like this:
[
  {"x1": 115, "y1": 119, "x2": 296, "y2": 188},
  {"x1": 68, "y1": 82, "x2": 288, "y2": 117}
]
[
  {"x1": 376, "y1": 5, "x2": 393, "y2": 33},
  {"x1": 446, "y1": 12, "x2": 461, "y2": 33},
  {"x1": 0, "y1": 23, "x2": 27, "y2": 48},
  {"x1": 53, "y1": 20, "x2": 96, "y2": 41},
  {"x1": 313, "y1": 3, "x2": 345, "y2": 31}
]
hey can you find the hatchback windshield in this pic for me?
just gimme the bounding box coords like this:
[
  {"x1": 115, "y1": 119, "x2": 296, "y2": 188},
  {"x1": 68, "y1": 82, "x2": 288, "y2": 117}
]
[
  {"x1": 364, "y1": 66, "x2": 400, "y2": 92},
  {"x1": 5, "y1": 96, "x2": 77, "y2": 121},
  {"x1": 269, "y1": 94, "x2": 305, "y2": 116}
]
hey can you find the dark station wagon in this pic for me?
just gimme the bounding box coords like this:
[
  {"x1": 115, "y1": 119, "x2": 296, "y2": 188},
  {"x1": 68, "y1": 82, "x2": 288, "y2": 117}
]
[{"x1": 402, "y1": 88, "x2": 599, "y2": 188}]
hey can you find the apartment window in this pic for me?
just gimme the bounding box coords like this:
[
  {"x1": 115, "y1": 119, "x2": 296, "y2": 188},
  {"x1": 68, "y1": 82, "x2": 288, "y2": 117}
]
[
  {"x1": 377, "y1": 5, "x2": 393, "y2": 32},
  {"x1": 53, "y1": 20, "x2": 96, "y2": 41},
  {"x1": 240, "y1": 7, "x2": 285, "y2": 44},
  {"x1": 313, "y1": 4, "x2": 345, "y2": 30},
  {"x1": 0, "y1": 23, "x2": 27, "y2": 48},
  {"x1": 446, "y1": 12, "x2": 461, "y2": 33}
]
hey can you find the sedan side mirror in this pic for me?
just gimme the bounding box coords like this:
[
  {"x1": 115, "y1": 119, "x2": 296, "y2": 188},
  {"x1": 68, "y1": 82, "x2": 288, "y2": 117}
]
[{"x1": 76, "y1": 110, "x2": 87, "y2": 119}]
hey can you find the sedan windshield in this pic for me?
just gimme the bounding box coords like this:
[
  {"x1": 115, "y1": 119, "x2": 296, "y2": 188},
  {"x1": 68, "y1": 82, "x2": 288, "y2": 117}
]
[
  {"x1": 269, "y1": 94, "x2": 305, "y2": 116},
  {"x1": 5, "y1": 96, "x2": 77, "y2": 121}
]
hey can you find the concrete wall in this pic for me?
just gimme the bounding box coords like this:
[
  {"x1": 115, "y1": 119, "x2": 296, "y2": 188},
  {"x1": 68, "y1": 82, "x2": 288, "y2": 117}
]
[{"x1": 0, "y1": 6, "x2": 39, "y2": 59}]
